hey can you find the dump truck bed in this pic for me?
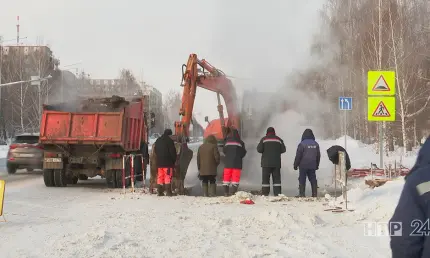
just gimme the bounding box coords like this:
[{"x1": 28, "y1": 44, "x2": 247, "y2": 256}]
[{"x1": 39, "y1": 96, "x2": 145, "y2": 151}]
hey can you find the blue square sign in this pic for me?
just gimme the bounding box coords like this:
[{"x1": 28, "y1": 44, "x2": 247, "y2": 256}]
[{"x1": 339, "y1": 97, "x2": 352, "y2": 110}]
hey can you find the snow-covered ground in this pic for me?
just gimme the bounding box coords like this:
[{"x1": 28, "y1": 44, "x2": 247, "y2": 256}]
[
  {"x1": 1, "y1": 175, "x2": 404, "y2": 257},
  {"x1": 0, "y1": 130, "x2": 420, "y2": 257}
]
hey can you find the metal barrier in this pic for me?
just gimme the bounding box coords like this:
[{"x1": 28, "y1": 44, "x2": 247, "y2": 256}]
[
  {"x1": 121, "y1": 154, "x2": 146, "y2": 194},
  {"x1": 348, "y1": 163, "x2": 410, "y2": 178}
]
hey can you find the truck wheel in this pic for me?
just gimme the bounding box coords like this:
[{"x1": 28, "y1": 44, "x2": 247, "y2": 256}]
[
  {"x1": 72, "y1": 176, "x2": 78, "y2": 184},
  {"x1": 106, "y1": 170, "x2": 117, "y2": 188},
  {"x1": 54, "y1": 169, "x2": 68, "y2": 187},
  {"x1": 43, "y1": 169, "x2": 55, "y2": 187},
  {"x1": 7, "y1": 165, "x2": 17, "y2": 174},
  {"x1": 78, "y1": 174, "x2": 88, "y2": 180}
]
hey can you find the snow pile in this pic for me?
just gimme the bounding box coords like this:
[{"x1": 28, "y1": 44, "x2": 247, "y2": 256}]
[
  {"x1": 348, "y1": 179, "x2": 404, "y2": 221},
  {"x1": 324, "y1": 178, "x2": 404, "y2": 222}
]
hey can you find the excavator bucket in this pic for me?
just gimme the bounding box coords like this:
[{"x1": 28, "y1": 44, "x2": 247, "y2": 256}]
[{"x1": 172, "y1": 142, "x2": 194, "y2": 195}]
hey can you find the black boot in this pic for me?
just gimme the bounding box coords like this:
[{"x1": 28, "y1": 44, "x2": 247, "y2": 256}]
[
  {"x1": 223, "y1": 185, "x2": 229, "y2": 197},
  {"x1": 273, "y1": 186, "x2": 282, "y2": 196},
  {"x1": 165, "y1": 184, "x2": 173, "y2": 196},
  {"x1": 311, "y1": 181, "x2": 318, "y2": 197},
  {"x1": 208, "y1": 183, "x2": 216, "y2": 197},
  {"x1": 202, "y1": 182, "x2": 209, "y2": 197},
  {"x1": 157, "y1": 185, "x2": 164, "y2": 196},
  {"x1": 261, "y1": 186, "x2": 270, "y2": 196},
  {"x1": 296, "y1": 185, "x2": 305, "y2": 197},
  {"x1": 231, "y1": 184, "x2": 238, "y2": 195}
]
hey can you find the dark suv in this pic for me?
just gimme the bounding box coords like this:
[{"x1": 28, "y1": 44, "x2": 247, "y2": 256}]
[{"x1": 6, "y1": 134, "x2": 43, "y2": 174}]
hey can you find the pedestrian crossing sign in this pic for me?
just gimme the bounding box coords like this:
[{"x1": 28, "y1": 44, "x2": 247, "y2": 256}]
[
  {"x1": 367, "y1": 71, "x2": 395, "y2": 96},
  {"x1": 368, "y1": 96, "x2": 396, "y2": 121},
  {"x1": 372, "y1": 101, "x2": 390, "y2": 117}
]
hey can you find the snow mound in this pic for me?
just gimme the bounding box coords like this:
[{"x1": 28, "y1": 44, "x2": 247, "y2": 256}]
[
  {"x1": 349, "y1": 179, "x2": 404, "y2": 221},
  {"x1": 231, "y1": 191, "x2": 254, "y2": 201},
  {"x1": 325, "y1": 178, "x2": 404, "y2": 222}
]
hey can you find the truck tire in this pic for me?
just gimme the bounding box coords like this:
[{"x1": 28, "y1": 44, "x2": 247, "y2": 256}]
[
  {"x1": 78, "y1": 174, "x2": 88, "y2": 180},
  {"x1": 106, "y1": 170, "x2": 117, "y2": 188},
  {"x1": 72, "y1": 176, "x2": 78, "y2": 184},
  {"x1": 43, "y1": 169, "x2": 55, "y2": 187},
  {"x1": 7, "y1": 165, "x2": 17, "y2": 174},
  {"x1": 116, "y1": 169, "x2": 125, "y2": 188},
  {"x1": 54, "y1": 169, "x2": 68, "y2": 187}
]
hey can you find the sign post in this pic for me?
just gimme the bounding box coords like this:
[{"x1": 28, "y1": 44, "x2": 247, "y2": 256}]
[
  {"x1": 0, "y1": 180, "x2": 5, "y2": 222},
  {"x1": 367, "y1": 71, "x2": 396, "y2": 169},
  {"x1": 339, "y1": 97, "x2": 352, "y2": 150}
]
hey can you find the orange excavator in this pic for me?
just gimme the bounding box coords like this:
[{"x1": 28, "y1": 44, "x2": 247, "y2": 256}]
[{"x1": 174, "y1": 53, "x2": 241, "y2": 144}]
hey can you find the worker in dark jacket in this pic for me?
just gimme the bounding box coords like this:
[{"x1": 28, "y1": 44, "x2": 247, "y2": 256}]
[
  {"x1": 197, "y1": 135, "x2": 221, "y2": 197},
  {"x1": 257, "y1": 127, "x2": 286, "y2": 196},
  {"x1": 293, "y1": 129, "x2": 321, "y2": 197},
  {"x1": 389, "y1": 136, "x2": 430, "y2": 258},
  {"x1": 222, "y1": 129, "x2": 247, "y2": 196},
  {"x1": 174, "y1": 139, "x2": 193, "y2": 195},
  {"x1": 326, "y1": 145, "x2": 351, "y2": 171},
  {"x1": 154, "y1": 129, "x2": 177, "y2": 196}
]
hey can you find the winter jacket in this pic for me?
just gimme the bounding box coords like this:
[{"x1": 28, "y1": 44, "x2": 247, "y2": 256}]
[
  {"x1": 293, "y1": 129, "x2": 321, "y2": 170},
  {"x1": 223, "y1": 129, "x2": 247, "y2": 169},
  {"x1": 197, "y1": 135, "x2": 221, "y2": 176},
  {"x1": 154, "y1": 129, "x2": 177, "y2": 168},
  {"x1": 326, "y1": 145, "x2": 351, "y2": 171},
  {"x1": 257, "y1": 127, "x2": 286, "y2": 168},
  {"x1": 389, "y1": 136, "x2": 430, "y2": 258}
]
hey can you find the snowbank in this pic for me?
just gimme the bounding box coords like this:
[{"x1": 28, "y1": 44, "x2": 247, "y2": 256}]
[{"x1": 346, "y1": 178, "x2": 404, "y2": 221}]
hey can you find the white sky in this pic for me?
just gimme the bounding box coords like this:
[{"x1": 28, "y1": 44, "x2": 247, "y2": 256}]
[{"x1": 1, "y1": 0, "x2": 325, "y2": 121}]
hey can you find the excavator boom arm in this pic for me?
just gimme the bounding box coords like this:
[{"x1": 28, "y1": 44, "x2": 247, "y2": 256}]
[{"x1": 174, "y1": 54, "x2": 240, "y2": 141}]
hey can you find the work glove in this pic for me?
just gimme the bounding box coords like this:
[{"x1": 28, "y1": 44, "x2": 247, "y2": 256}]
[{"x1": 294, "y1": 166, "x2": 298, "y2": 171}]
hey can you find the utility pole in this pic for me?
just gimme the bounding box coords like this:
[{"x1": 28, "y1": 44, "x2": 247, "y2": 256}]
[{"x1": 378, "y1": 0, "x2": 383, "y2": 168}]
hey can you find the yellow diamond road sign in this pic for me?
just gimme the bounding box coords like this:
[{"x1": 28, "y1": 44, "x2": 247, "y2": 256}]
[
  {"x1": 367, "y1": 71, "x2": 395, "y2": 96},
  {"x1": 368, "y1": 96, "x2": 396, "y2": 121}
]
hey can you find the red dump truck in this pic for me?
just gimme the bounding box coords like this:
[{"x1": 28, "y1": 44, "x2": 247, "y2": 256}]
[{"x1": 39, "y1": 96, "x2": 154, "y2": 188}]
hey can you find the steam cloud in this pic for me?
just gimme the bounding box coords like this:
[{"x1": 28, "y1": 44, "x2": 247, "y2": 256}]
[{"x1": 185, "y1": 1, "x2": 338, "y2": 195}]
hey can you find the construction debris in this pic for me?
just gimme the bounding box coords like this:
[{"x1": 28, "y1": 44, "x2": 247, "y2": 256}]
[{"x1": 365, "y1": 179, "x2": 390, "y2": 189}]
